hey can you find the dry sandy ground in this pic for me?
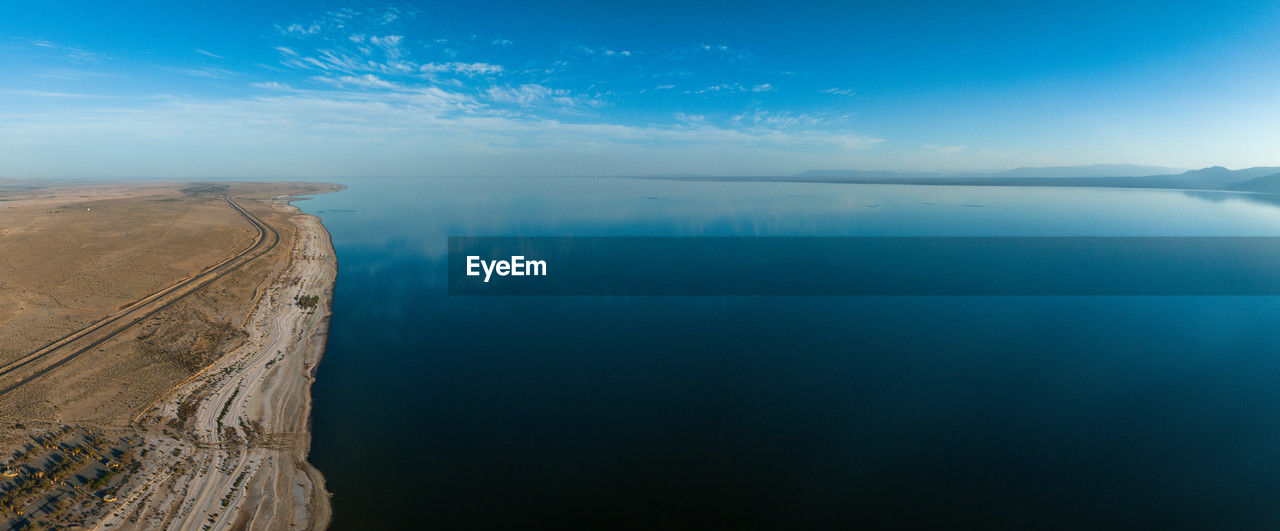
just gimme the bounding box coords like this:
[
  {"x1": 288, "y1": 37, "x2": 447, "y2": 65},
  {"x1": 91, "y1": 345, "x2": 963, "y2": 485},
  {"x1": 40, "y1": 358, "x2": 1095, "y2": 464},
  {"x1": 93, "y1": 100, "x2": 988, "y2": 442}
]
[
  {"x1": 0, "y1": 181, "x2": 341, "y2": 529},
  {"x1": 99, "y1": 210, "x2": 336, "y2": 529},
  {"x1": 0, "y1": 183, "x2": 255, "y2": 365}
]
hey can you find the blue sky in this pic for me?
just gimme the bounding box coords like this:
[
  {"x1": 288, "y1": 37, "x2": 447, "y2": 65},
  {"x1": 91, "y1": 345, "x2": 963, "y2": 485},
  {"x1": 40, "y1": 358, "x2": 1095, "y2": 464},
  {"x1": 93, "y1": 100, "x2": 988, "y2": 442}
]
[{"x1": 3, "y1": 0, "x2": 1279, "y2": 178}]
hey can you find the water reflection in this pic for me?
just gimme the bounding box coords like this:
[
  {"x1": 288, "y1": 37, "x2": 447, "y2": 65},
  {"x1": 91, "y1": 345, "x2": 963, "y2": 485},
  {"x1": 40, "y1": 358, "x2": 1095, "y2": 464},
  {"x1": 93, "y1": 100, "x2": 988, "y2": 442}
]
[
  {"x1": 297, "y1": 178, "x2": 1280, "y2": 528},
  {"x1": 303, "y1": 178, "x2": 1280, "y2": 260}
]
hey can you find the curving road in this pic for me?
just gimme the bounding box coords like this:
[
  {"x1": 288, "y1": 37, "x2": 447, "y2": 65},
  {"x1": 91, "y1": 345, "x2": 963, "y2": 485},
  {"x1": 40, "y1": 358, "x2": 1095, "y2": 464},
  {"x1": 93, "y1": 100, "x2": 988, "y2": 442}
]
[{"x1": 0, "y1": 197, "x2": 280, "y2": 398}]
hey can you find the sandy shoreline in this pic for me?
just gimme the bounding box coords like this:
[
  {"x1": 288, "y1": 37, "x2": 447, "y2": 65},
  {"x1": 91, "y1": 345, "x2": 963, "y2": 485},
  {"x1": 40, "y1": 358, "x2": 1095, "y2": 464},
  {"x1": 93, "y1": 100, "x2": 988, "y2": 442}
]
[{"x1": 93, "y1": 198, "x2": 337, "y2": 529}]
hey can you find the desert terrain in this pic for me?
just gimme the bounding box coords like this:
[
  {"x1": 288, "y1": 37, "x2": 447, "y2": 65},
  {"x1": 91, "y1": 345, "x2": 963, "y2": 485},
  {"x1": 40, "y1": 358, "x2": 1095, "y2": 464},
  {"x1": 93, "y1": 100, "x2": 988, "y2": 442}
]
[{"x1": 0, "y1": 180, "x2": 341, "y2": 528}]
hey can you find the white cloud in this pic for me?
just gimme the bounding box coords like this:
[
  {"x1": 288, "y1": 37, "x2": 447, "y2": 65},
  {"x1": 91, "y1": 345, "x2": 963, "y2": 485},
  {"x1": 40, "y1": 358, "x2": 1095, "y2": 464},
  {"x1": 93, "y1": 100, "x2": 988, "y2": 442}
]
[
  {"x1": 1, "y1": 9, "x2": 888, "y2": 178},
  {"x1": 275, "y1": 46, "x2": 416, "y2": 76},
  {"x1": 27, "y1": 39, "x2": 98, "y2": 62},
  {"x1": 421, "y1": 62, "x2": 503, "y2": 75},
  {"x1": 820, "y1": 87, "x2": 856, "y2": 96},
  {"x1": 251, "y1": 81, "x2": 295, "y2": 91},
  {"x1": 277, "y1": 6, "x2": 411, "y2": 40},
  {"x1": 369, "y1": 35, "x2": 404, "y2": 58},
  {"x1": 693, "y1": 84, "x2": 738, "y2": 94},
  {"x1": 0, "y1": 90, "x2": 885, "y2": 177},
  {"x1": 690, "y1": 43, "x2": 754, "y2": 63},
  {"x1": 577, "y1": 45, "x2": 633, "y2": 57},
  {"x1": 692, "y1": 83, "x2": 775, "y2": 94},
  {"x1": 487, "y1": 84, "x2": 569, "y2": 105},
  {"x1": 274, "y1": 37, "x2": 503, "y2": 82},
  {"x1": 163, "y1": 66, "x2": 236, "y2": 79},
  {"x1": 281, "y1": 23, "x2": 321, "y2": 36},
  {"x1": 3, "y1": 90, "x2": 121, "y2": 99},
  {"x1": 730, "y1": 109, "x2": 855, "y2": 131},
  {"x1": 314, "y1": 74, "x2": 402, "y2": 91}
]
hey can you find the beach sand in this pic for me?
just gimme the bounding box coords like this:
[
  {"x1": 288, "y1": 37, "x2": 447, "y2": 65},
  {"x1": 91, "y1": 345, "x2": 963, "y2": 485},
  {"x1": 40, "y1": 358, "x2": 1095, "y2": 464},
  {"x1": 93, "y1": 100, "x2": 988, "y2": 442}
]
[{"x1": 96, "y1": 201, "x2": 338, "y2": 529}]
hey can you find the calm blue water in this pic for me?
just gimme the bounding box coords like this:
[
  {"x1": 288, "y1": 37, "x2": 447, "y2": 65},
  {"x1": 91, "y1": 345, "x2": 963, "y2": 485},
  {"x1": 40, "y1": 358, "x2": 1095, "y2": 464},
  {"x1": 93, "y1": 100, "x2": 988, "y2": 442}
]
[{"x1": 300, "y1": 178, "x2": 1280, "y2": 528}]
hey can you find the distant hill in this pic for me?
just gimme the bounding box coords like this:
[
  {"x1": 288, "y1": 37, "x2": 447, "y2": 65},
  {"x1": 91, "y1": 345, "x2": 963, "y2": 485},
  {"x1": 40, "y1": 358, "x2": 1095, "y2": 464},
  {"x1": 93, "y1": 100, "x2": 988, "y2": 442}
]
[
  {"x1": 983, "y1": 164, "x2": 1187, "y2": 179},
  {"x1": 1176, "y1": 166, "x2": 1280, "y2": 187},
  {"x1": 1230, "y1": 171, "x2": 1280, "y2": 194},
  {"x1": 645, "y1": 165, "x2": 1280, "y2": 194},
  {"x1": 796, "y1": 164, "x2": 1186, "y2": 180},
  {"x1": 786, "y1": 165, "x2": 1280, "y2": 191},
  {"x1": 792, "y1": 169, "x2": 948, "y2": 180}
]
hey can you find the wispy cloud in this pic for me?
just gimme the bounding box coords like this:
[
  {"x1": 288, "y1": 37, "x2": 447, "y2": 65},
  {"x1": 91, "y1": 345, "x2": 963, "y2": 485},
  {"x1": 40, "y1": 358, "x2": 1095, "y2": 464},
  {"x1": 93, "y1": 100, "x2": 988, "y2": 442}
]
[
  {"x1": 1, "y1": 7, "x2": 888, "y2": 177},
  {"x1": 729, "y1": 108, "x2": 862, "y2": 132},
  {"x1": 1, "y1": 90, "x2": 139, "y2": 99},
  {"x1": 280, "y1": 23, "x2": 322, "y2": 37},
  {"x1": 690, "y1": 83, "x2": 775, "y2": 95},
  {"x1": 0, "y1": 89, "x2": 884, "y2": 177},
  {"x1": 923, "y1": 143, "x2": 967, "y2": 154},
  {"x1": 28, "y1": 39, "x2": 98, "y2": 63},
  {"x1": 275, "y1": 44, "x2": 417, "y2": 76},
  {"x1": 251, "y1": 81, "x2": 296, "y2": 91},
  {"x1": 421, "y1": 62, "x2": 503, "y2": 75},
  {"x1": 276, "y1": 5, "x2": 414, "y2": 39},
  {"x1": 313, "y1": 74, "x2": 404, "y2": 91},
  {"x1": 690, "y1": 43, "x2": 754, "y2": 63},
  {"x1": 820, "y1": 87, "x2": 855, "y2": 96},
  {"x1": 576, "y1": 45, "x2": 634, "y2": 57},
  {"x1": 162, "y1": 66, "x2": 237, "y2": 79},
  {"x1": 486, "y1": 84, "x2": 590, "y2": 107},
  {"x1": 369, "y1": 35, "x2": 405, "y2": 59}
]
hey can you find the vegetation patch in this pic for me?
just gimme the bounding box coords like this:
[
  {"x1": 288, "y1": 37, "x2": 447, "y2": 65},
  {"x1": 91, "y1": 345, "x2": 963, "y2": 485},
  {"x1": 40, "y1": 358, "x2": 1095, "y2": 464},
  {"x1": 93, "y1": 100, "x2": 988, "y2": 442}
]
[
  {"x1": 179, "y1": 184, "x2": 230, "y2": 196},
  {"x1": 295, "y1": 294, "x2": 320, "y2": 310}
]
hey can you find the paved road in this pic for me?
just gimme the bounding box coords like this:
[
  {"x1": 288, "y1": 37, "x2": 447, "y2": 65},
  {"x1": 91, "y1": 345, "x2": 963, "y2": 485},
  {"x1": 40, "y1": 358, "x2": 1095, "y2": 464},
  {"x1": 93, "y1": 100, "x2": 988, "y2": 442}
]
[{"x1": 0, "y1": 197, "x2": 280, "y2": 397}]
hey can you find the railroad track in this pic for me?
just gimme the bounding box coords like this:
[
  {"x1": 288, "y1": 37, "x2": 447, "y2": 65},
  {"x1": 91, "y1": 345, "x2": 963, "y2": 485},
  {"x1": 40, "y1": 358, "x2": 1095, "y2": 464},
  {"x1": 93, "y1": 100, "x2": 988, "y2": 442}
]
[{"x1": 0, "y1": 197, "x2": 281, "y2": 397}]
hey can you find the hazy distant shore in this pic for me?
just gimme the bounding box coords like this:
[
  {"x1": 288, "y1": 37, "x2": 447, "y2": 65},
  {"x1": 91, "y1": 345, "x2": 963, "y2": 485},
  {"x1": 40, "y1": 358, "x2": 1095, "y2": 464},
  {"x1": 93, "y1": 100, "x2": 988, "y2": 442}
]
[{"x1": 629, "y1": 165, "x2": 1280, "y2": 194}]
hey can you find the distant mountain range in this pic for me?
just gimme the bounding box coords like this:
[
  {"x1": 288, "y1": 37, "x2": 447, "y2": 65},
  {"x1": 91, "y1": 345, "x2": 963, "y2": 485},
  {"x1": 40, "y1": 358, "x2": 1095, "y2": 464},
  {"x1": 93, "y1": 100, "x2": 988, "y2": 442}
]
[{"x1": 788, "y1": 165, "x2": 1280, "y2": 193}]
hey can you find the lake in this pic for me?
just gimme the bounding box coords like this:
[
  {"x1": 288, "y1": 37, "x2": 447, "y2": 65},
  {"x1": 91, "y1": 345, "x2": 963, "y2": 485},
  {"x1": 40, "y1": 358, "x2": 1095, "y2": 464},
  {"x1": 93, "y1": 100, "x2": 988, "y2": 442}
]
[{"x1": 299, "y1": 178, "x2": 1280, "y2": 528}]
